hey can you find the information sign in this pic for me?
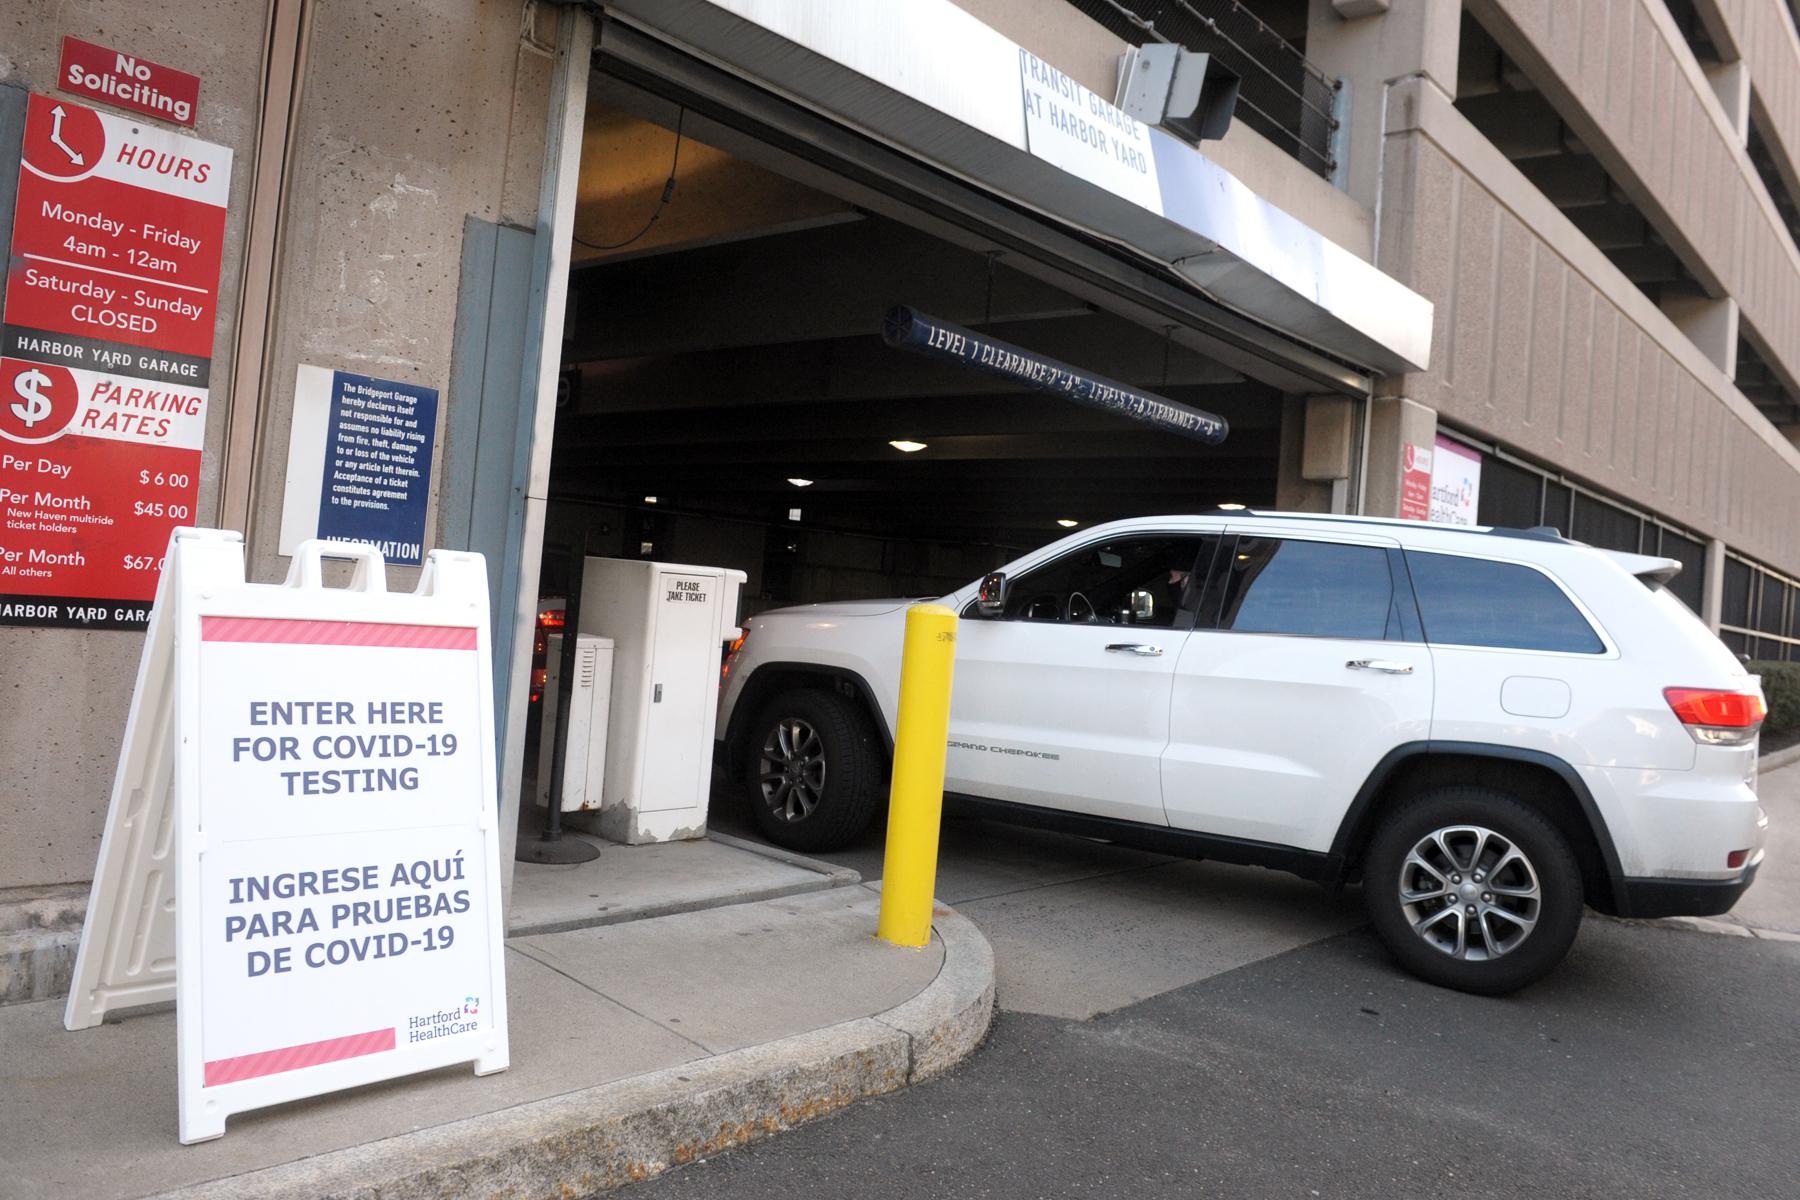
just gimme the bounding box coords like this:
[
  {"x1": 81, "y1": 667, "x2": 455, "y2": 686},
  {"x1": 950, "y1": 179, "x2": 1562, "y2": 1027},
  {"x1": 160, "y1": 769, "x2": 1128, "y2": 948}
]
[
  {"x1": 1018, "y1": 48, "x2": 1162, "y2": 215},
  {"x1": 63, "y1": 529, "x2": 509, "y2": 1144},
  {"x1": 0, "y1": 92, "x2": 231, "y2": 628},
  {"x1": 278, "y1": 364, "x2": 439, "y2": 566},
  {"x1": 1429, "y1": 435, "x2": 1483, "y2": 526}
]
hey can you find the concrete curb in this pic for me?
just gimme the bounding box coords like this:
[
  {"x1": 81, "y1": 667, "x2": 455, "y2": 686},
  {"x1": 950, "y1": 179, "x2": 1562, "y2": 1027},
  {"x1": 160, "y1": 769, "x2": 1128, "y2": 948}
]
[
  {"x1": 0, "y1": 926, "x2": 78, "y2": 1004},
  {"x1": 505, "y1": 865, "x2": 860, "y2": 938},
  {"x1": 0, "y1": 883, "x2": 88, "y2": 1005},
  {"x1": 1600, "y1": 912, "x2": 1800, "y2": 942},
  {"x1": 705, "y1": 831, "x2": 863, "y2": 888},
  {"x1": 149, "y1": 904, "x2": 994, "y2": 1200},
  {"x1": 1759, "y1": 742, "x2": 1800, "y2": 774},
  {"x1": 505, "y1": 834, "x2": 860, "y2": 938}
]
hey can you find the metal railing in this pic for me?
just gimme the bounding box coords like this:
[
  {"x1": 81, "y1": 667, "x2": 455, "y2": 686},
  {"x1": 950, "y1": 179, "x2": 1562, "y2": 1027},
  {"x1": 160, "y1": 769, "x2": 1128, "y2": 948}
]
[{"x1": 1067, "y1": 0, "x2": 1342, "y2": 179}]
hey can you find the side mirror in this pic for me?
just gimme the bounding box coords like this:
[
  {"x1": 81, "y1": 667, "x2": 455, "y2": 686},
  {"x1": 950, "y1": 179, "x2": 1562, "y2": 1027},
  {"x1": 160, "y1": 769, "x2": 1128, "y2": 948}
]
[
  {"x1": 1129, "y1": 589, "x2": 1155, "y2": 623},
  {"x1": 977, "y1": 571, "x2": 1007, "y2": 618}
]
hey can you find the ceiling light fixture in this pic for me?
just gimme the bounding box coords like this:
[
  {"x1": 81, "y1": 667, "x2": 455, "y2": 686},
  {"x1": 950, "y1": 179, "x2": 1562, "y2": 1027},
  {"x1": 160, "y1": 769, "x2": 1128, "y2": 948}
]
[
  {"x1": 1056, "y1": 519, "x2": 1079, "y2": 528},
  {"x1": 1217, "y1": 502, "x2": 1246, "y2": 511},
  {"x1": 888, "y1": 439, "x2": 928, "y2": 453},
  {"x1": 643, "y1": 495, "x2": 658, "y2": 504},
  {"x1": 787, "y1": 478, "x2": 814, "y2": 487}
]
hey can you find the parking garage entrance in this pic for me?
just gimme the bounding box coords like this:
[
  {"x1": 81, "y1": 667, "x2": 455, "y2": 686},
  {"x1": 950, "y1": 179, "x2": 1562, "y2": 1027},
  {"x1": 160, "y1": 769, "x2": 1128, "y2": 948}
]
[
  {"x1": 541, "y1": 78, "x2": 1306, "y2": 623},
  {"x1": 508, "y1": 29, "x2": 1379, "y2": 852}
]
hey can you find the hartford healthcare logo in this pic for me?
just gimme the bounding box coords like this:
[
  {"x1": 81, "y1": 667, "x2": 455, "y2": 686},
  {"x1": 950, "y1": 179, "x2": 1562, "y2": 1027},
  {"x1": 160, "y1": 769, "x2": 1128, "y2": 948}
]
[{"x1": 406, "y1": 998, "x2": 480, "y2": 1044}]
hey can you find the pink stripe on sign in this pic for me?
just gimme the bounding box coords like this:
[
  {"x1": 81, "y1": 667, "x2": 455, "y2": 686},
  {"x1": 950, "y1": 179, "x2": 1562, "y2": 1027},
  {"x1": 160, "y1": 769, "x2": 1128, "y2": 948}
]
[
  {"x1": 204, "y1": 1027, "x2": 396, "y2": 1087},
  {"x1": 201, "y1": 616, "x2": 476, "y2": 650}
]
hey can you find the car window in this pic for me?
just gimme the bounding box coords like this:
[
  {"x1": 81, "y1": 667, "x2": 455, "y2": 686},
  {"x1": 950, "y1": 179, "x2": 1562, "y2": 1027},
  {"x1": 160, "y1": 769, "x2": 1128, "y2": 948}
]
[
  {"x1": 1215, "y1": 537, "x2": 1395, "y2": 640},
  {"x1": 1003, "y1": 535, "x2": 1215, "y2": 628},
  {"x1": 1405, "y1": 551, "x2": 1605, "y2": 653}
]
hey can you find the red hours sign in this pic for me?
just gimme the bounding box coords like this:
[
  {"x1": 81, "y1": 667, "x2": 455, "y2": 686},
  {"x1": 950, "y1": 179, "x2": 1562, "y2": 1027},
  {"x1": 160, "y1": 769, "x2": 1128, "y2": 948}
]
[
  {"x1": 1399, "y1": 442, "x2": 1433, "y2": 522},
  {"x1": 0, "y1": 93, "x2": 232, "y2": 629}
]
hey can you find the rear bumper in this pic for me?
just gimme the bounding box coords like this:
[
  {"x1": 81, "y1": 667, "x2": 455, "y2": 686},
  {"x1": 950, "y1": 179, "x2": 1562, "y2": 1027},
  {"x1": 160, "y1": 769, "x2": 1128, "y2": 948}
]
[{"x1": 1615, "y1": 861, "x2": 1760, "y2": 919}]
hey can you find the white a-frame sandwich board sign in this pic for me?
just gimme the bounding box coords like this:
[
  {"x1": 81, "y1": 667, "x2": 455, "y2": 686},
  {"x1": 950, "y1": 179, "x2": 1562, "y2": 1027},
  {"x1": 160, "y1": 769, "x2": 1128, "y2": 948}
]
[{"x1": 64, "y1": 527, "x2": 510, "y2": 1144}]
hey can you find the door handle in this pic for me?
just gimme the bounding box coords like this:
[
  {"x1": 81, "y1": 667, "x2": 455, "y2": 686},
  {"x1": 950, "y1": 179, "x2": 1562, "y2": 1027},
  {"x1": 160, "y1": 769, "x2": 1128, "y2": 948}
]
[
  {"x1": 1105, "y1": 643, "x2": 1164, "y2": 657},
  {"x1": 1346, "y1": 659, "x2": 1413, "y2": 675}
]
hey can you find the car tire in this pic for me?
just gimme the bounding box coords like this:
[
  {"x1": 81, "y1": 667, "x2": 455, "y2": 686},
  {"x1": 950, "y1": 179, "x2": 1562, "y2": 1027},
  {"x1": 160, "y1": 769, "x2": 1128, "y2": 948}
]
[
  {"x1": 744, "y1": 688, "x2": 886, "y2": 852},
  {"x1": 1362, "y1": 786, "x2": 1583, "y2": 996}
]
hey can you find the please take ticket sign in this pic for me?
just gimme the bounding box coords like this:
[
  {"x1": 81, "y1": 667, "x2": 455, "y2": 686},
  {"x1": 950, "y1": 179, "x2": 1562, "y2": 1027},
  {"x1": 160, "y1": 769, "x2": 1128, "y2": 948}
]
[{"x1": 64, "y1": 528, "x2": 509, "y2": 1144}]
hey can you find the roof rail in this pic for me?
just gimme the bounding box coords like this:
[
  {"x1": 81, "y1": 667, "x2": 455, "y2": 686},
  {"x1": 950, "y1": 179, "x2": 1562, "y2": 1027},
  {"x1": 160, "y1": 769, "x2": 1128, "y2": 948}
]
[
  {"x1": 1482, "y1": 525, "x2": 1575, "y2": 544},
  {"x1": 1233, "y1": 510, "x2": 1423, "y2": 529},
  {"x1": 1232, "y1": 511, "x2": 1580, "y2": 545}
]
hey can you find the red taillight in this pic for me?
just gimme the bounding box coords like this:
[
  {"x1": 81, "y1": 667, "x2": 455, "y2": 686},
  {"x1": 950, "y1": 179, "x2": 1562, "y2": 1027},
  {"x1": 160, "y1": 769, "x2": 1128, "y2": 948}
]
[
  {"x1": 539, "y1": 608, "x2": 566, "y2": 629},
  {"x1": 722, "y1": 630, "x2": 748, "y2": 683},
  {"x1": 1727, "y1": 849, "x2": 1750, "y2": 870},
  {"x1": 1664, "y1": 688, "x2": 1765, "y2": 746},
  {"x1": 1664, "y1": 688, "x2": 1766, "y2": 727}
]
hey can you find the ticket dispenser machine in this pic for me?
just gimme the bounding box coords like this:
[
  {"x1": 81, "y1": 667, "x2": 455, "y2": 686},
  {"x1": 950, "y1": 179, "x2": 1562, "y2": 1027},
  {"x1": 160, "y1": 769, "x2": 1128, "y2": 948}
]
[{"x1": 577, "y1": 558, "x2": 746, "y2": 844}]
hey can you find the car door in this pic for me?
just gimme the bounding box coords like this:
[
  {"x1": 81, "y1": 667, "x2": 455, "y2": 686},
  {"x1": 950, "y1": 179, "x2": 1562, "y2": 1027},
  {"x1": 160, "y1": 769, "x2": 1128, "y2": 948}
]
[
  {"x1": 1161, "y1": 530, "x2": 1434, "y2": 851},
  {"x1": 947, "y1": 533, "x2": 1218, "y2": 826}
]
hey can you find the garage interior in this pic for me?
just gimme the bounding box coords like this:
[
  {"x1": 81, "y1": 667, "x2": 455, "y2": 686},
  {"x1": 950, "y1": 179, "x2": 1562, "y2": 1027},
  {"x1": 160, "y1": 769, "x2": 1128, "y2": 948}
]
[{"x1": 535, "y1": 78, "x2": 1293, "y2": 617}]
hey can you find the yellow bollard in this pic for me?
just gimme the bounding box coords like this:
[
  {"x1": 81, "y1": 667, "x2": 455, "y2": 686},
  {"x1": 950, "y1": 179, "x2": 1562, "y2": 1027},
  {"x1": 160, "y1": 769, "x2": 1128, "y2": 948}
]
[{"x1": 876, "y1": 603, "x2": 959, "y2": 948}]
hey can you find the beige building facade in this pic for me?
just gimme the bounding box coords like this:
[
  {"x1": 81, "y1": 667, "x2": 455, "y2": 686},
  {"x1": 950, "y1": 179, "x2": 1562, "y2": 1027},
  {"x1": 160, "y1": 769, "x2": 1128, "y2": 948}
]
[{"x1": 2, "y1": 0, "x2": 1798, "y2": 927}]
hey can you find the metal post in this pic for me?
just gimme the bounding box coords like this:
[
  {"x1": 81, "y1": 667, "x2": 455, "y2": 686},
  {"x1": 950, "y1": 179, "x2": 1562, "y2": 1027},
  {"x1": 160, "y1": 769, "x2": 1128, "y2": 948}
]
[
  {"x1": 876, "y1": 604, "x2": 959, "y2": 948},
  {"x1": 517, "y1": 535, "x2": 600, "y2": 865}
]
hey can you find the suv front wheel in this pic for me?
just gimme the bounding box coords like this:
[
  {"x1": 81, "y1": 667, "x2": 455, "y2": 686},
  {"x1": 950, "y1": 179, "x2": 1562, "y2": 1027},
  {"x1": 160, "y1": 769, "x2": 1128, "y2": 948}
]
[
  {"x1": 743, "y1": 688, "x2": 886, "y2": 852},
  {"x1": 1363, "y1": 786, "x2": 1584, "y2": 995}
]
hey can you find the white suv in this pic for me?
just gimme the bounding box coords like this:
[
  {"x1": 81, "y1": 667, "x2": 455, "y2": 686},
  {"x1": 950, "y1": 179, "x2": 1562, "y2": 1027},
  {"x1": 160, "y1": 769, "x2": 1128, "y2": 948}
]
[{"x1": 717, "y1": 513, "x2": 1768, "y2": 993}]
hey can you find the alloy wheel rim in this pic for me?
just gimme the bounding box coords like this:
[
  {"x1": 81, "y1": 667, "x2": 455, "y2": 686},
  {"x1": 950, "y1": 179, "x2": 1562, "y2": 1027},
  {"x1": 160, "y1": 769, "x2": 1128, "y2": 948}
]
[
  {"x1": 759, "y1": 717, "x2": 826, "y2": 821},
  {"x1": 1397, "y1": 824, "x2": 1541, "y2": 961}
]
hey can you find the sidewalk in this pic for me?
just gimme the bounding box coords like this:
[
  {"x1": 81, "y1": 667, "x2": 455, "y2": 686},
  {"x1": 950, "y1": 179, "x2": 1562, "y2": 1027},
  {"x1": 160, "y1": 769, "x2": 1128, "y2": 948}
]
[
  {"x1": 0, "y1": 837, "x2": 994, "y2": 1199},
  {"x1": 1722, "y1": 752, "x2": 1800, "y2": 936},
  {"x1": 1629, "y1": 752, "x2": 1800, "y2": 940}
]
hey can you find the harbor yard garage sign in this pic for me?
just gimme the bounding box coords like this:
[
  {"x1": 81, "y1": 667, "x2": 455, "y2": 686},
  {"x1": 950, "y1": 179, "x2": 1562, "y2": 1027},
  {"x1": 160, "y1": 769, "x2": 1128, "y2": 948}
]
[{"x1": 0, "y1": 92, "x2": 231, "y2": 629}]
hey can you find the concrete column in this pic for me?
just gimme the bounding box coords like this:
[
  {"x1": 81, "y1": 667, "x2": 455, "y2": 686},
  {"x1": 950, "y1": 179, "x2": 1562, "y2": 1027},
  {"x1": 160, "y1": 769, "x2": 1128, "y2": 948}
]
[
  {"x1": 1275, "y1": 396, "x2": 1334, "y2": 513},
  {"x1": 1362, "y1": 396, "x2": 1437, "y2": 518},
  {"x1": 1659, "y1": 290, "x2": 1740, "y2": 378},
  {"x1": 1300, "y1": 395, "x2": 1358, "y2": 514},
  {"x1": 1303, "y1": 0, "x2": 1461, "y2": 210},
  {"x1": 1703, "y1": 60, "x2": 1750, "y2": 148},
  {"x1": 1703, "y1": 537, "x2": 1726, "y2": 633}
]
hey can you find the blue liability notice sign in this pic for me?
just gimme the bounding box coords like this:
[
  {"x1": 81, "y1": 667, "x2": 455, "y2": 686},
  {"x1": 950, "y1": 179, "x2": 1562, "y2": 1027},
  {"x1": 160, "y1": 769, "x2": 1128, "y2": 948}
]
[
  {"x1": 279, "y1": 364, "x2": 438, "y2": 567},
  {"x1": 316, "y1": 371, "x2": 437, "y2": 565}
]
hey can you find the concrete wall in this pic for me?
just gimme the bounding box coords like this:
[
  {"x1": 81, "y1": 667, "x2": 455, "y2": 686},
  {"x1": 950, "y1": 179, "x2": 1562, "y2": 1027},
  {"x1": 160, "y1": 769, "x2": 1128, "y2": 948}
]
[
  {"x1": 1704, "y1": 2, "x2": 1800, "y2": 282},
  {"x1": 0, "y1": 0, "x2": 270, "y2": 890},
  {"x1": 0, "y1": 0, "x2": 555, "y2": 889},
  {"x1": 1377, "y1": 76, "x2": 1800, "y2": 572},
  {"x1": 952, "y1": 0, "x2": 1376, "y2": 260},
  {"x1": 239, "y1": 0, "x2": 555, "y2": 588},
  {"x1": 1303, "y1": 0, "x2": 1461, "y2": 215},
  {"x1": 1467, "y1": 0, "x2": 1800, "y2": 410}
]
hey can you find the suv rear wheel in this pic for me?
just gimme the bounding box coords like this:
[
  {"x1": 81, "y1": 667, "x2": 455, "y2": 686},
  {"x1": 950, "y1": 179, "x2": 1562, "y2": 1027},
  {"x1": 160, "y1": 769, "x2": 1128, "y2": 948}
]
[
  {"x1": 1363, "y1": 786, "x2": 1583, "y2": 995},
  {"x1": 744, "y1": 688, "x2": 885, "y2": 852}
]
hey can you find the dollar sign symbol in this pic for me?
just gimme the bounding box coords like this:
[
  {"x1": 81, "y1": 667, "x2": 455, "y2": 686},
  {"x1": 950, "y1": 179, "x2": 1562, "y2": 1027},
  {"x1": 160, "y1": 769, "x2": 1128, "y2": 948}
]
[{"x1": 10, "y1": 368, "x2": 54, "y2": 430}]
